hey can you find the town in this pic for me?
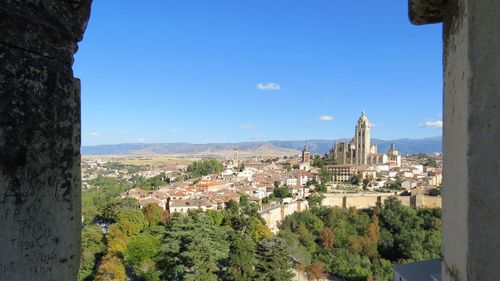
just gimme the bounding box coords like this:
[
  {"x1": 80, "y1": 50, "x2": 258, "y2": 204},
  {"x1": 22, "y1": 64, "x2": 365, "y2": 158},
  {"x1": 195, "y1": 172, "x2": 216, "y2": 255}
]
[{"x1": 82, "y1": 112, "x2": 442, "y2": 231}]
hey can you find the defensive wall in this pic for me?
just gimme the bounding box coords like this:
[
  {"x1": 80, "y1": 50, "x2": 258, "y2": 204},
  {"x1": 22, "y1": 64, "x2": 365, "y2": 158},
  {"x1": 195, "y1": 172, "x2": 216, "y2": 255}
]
[{"x1": 261, "y1": 194, "x2": 441, "y2": 233}]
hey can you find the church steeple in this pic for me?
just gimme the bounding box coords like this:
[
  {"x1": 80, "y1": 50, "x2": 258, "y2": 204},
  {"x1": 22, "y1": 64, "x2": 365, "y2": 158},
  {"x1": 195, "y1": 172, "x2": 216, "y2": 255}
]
[{"x1": 302, "y1": 142, "x2": 311, "y2": 164}]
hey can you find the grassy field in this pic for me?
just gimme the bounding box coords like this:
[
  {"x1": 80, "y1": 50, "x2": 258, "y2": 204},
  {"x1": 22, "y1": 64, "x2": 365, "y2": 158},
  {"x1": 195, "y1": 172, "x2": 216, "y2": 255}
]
[{"x1": 83, "y1": 156, "x2": 200, "y2": 167}]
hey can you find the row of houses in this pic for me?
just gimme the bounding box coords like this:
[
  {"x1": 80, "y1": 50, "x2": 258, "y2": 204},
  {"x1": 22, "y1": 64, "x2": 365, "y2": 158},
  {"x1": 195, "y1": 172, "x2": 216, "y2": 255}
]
[
  {"x1": 120, "y1": 161, "x2": 323, "y2": 213},
  {"x1": 326, "y1": 159, "x2": 442, "y2": 194}
]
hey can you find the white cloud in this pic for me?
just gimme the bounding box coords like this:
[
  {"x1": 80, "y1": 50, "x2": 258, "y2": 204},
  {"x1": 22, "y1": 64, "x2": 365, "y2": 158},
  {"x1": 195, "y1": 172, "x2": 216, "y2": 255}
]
[
  {"x1": 240, "y1": 124, "x2": 258, "y2": 129},
  {"x1": 138, "y1": 138, "x2": 146, "y2": 142},
  {"x1": 319, "y1": 115, "x2": 334, "y2": 121},
  {"x1": 88, "y1": 130, "x2": 127, "y2": 137},
  {"x1": 419, "y1": 120, "x2": 443, "y2": 129},
  {"x1": 170, "y1": 129, "x2": 179, "y2": 134},
  {"x1": 257, "y1": 82, "x2": 281, "y2": 91}
]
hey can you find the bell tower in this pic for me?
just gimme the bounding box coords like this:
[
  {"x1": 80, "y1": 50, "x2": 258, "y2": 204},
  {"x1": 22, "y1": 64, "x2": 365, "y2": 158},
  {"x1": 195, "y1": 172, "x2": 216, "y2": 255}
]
[
  {"x1": 354, "y1": 111, "x2": 371, "y2": 165},
  {"x1": 302, "y1": 143, "x2": 311, "y2": 164}
]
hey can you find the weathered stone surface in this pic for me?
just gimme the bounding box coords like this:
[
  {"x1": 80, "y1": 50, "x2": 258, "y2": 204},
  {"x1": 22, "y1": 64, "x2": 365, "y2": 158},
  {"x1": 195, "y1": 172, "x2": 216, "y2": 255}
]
[
  {"x1": 0, "y1": 0, "x2": 91, "y2": 280},
  {"x1": 408, "y1": 0, "x2": 446, "y2": 25},
  {"x1": 0, "y1": 0, "x2": 92, "y2": 63},
  {"x1": 0, "y1": 43, "x2": 81, "y2": 281},
  {"x1": 412, "y1": 0, "x2": 500, "y2": 280}
]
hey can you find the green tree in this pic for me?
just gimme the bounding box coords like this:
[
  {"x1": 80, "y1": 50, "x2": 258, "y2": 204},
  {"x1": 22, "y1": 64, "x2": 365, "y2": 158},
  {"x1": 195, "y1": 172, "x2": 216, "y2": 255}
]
[
  {"x1": 319, "y1": 167, "x2": 333, "y2": 185},
  {"x1": 428, "y1": 187, "x2": 441, "y2": 196},
  {"x1": 99, "y1": 197, "x2": 140, "y2": 223},
  {"x1": 350, "y1": 174, "x2": 361, "y2": 185},
  {"x1": 115, "y1": 209, "x2": 147, "y2": 237},
  {"x1": 220, "y1": 231, "x2": 257, "y2": 281},
  {"x1": 247, "y1": 216, "x2": 273, "y2": 241},
  {"x1": 225, "y1": 199, "x2": 239, "y2": 214},
  {"x1": 82, "y1": 176, "x2": 135, "y2": 223},
  {"x1": 106, "y1": 224, "x2": 128, "y2": 256},
  {"x1": 124, "y1": 233, "x2": 161, "y2": 273},
  {"x1": 315, "y1": 183, "x2": 327, "y2": 193},
  {"x1": 324, "y1": 153, "x2": 336, "y2": 165},
  {"x1": 296, "y1": 223, "x2": 317, "y2": 252},
  {"x1": 328, "y1": 249, "x2": 372, "y2": 281},
  {"x1": 78, "y1": 225, "x2": 105, "y2": 281},
  {"x1": 273, "y1": 185, "x2": 292, "y2": 198},
  {"x1": 276, "y1": 196, "x2": 441, "y2": 281},
  {"x1": 187, "y1": 159, "x2": 224, "y2": 178},
  {"x1": 278, "y1": 229, "x2": 312, "y2": 266},
  {"x1": 378, "y1": 197, "x2": 440, "y2": 262},
  {"x1": 159, "y1": 212, "x2": 230, "y2": 280},
  {"x1": 254, "y1": 238, "x2": 294, "y2": 281},
  {"x1": 283, "y1": 163, "x2": 292, "y2": 172},
  {"x1": 308, "y1": 193, "x2": 324, "y2": 209},
  {"x1": 372, "y1": 258, "x2": 393, "y2": 281},
  {"x1": 425, "y1": 158, "x2": 437, "y2": 167},
  {"x1": 312, "y1": 155, "x2": 326, "y2": 168},
  {"x1": 281, "y1": 210, "x2": 324, "y2": 235}
]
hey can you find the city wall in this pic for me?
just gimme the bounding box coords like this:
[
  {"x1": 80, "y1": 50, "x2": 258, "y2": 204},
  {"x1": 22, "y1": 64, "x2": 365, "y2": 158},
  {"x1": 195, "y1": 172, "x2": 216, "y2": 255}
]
[{"x1": 262, "y1": 194, "x2": 441, "y2": 233}]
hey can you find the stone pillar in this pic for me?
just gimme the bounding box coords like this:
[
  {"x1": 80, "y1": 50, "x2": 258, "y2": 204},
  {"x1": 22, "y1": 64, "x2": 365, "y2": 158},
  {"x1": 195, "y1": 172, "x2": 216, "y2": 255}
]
[
  {"x1": 410, "y1": 0, "x2": 500, "y2": 280},
  {"x1": 0, "y1": 1, "x2": 92, "y2": 280}
]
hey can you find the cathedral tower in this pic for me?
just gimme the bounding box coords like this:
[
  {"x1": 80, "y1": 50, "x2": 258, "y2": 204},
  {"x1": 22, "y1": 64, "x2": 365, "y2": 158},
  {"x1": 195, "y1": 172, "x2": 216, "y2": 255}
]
[{"x1": 354, "y1": 111, "x2": 371, "y2": 165}]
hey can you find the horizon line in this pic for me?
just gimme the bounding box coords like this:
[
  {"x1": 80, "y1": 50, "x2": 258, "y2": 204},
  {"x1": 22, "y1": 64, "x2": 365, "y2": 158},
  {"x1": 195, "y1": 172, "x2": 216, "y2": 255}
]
[{"x1": 82, "y1": 135, "x2": 442, "y2": 147}]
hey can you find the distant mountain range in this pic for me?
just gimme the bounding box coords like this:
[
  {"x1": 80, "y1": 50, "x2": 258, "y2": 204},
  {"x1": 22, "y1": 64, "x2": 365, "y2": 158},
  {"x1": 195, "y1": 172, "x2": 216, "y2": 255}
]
[{"x1": 82, "y1": 136, "x2": 442, "y2": 156}]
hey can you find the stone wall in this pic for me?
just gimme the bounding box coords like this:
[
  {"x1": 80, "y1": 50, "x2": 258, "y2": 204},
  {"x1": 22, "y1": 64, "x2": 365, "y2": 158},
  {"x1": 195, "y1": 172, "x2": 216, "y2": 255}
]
[
  {"x1": 262, "y1": 194, "x2": 441, "y2": 233},
  {"x1": 0, "y1": 1, "x2": 92, "y2": 280},
  {"x1": 262, "y1": 201, "x2": 308, "y2": 233}
]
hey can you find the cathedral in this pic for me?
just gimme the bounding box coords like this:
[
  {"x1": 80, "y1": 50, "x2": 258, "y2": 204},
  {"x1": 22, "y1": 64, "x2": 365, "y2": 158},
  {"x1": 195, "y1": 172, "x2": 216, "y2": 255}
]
[{"x1": 332, "y1": 112, "x2": 401, "y2": 167}]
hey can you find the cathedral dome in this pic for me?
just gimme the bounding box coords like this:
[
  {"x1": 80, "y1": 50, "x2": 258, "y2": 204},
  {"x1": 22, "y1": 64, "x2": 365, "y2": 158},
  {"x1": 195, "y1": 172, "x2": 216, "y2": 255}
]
[{"x1": 358, "y1": 111, "x2": 369, "y2": 123}]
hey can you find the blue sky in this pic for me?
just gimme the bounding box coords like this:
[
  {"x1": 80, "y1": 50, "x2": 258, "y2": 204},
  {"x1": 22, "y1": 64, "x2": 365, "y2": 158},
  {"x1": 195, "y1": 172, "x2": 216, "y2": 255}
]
[{"x1": 74, "y1": 1, "x2": 443, "y2": 146}]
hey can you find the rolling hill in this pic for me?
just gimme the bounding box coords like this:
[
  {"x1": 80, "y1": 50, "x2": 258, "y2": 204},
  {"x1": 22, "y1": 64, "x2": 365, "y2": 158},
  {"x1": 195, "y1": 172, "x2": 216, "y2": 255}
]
[{"x1": 82, "y1": 136, "x2": 442, "y2": 156}]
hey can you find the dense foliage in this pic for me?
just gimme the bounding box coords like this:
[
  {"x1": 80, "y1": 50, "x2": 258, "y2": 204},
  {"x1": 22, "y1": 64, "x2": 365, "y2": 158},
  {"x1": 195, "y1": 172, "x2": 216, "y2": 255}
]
[
  {"x1": 312, "y1": 154, "x2": 336, "y2": 168},
  {"x1": 80, "y1": 177, "x2": 440, "y2": 281},
  {"x1": 79, "y1": 185, "x2": 293, "y2": 281},
  {"x1": 82, "y1": 176, "x2": 134, "y2": 225},
  {"x1": 130, "y1": 172, "x2": 169, "y2": 190},
  {"x1": 428, "y1": 186, "x2": 442, "y2": 196},
  {"x1": 186, "y1": 159, "x2": 224, "y2": 178},
  {"x1": 278, "y1": 197, "x2": 441, "y2": 281}
]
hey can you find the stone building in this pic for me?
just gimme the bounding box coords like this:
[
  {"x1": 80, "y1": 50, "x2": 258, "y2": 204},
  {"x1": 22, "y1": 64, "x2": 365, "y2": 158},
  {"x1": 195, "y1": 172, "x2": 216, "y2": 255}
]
[
  {"x1": 299, "y1": 144, "x2": 312, "y2": 171},
  {"x1": 301, "y1": 144, "x2": 311, "y2": 164},
  {"x1": 333, "y1": 112, "x2": 402, "y2": 167},
  {"x1": 333, "y1": 111, "x2": 377, "y2": 166},
  {"x1": 387, "y1": 143, "x2": 402, "y2": 167},
  {"x1": 326, "y1": 164, "x2": 358, "y2": 183}
]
